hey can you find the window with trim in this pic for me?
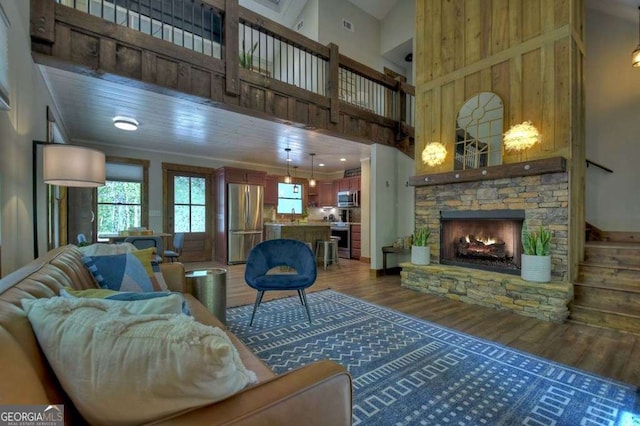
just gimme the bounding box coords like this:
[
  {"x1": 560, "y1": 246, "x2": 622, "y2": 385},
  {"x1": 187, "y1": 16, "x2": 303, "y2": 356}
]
[
  {"x1": 97, "y1": 160, "x2": 147, "y2": 237},
  {"x1": 277, "y1": 183, "x2": 303, "y2": 214},
  {"x1": 174, "y1": 176, "x2": 206, "y2": 232}
]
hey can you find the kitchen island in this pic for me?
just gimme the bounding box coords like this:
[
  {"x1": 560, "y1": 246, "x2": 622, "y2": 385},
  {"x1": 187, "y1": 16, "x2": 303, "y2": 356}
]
[{"x1": 264, "y1": 223, "x2": 331, "y2": 247}]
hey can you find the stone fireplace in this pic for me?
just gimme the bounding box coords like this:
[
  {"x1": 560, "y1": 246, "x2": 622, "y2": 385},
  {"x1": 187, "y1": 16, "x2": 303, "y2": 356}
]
[
  {"x1": 440, "y1": 210, "x2": 525, "y2": 275},
  {"x1": 401, "y1": 158, "x2": 573, "y2": 323}
]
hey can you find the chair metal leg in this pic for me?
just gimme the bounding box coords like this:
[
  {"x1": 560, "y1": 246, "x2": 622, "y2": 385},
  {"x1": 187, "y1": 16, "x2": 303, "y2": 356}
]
[
  {"x1": 297, "y1": 289, "x2": 305, "y2": 306},
  {"x1": 300, "y1": 290, "x2": 312, "y2": 323},
  {"x1": 249, "y1": 290, "x2": 265, "y2": 327}
]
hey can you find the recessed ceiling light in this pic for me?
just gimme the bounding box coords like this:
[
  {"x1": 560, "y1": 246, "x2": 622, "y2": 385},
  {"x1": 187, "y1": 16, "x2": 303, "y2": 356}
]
[
  {"x1": 340, "y1": 158, "x2": 346, "y2": 162},
  {"x1": 113, "y1": 116, "x2": 139, "y2": 131},
  {"x1": 318, "y1": 163, "x2": 325, "y2": 167}
]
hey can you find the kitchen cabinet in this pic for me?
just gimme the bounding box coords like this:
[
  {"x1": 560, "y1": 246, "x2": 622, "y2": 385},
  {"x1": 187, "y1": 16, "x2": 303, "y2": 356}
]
[
  {"x1": 350, "y1": 224, "x2": 361, "y2": 259},
  {"x1": 222, "y1": 167, "x2": 266, "y2": 186},
  {"x1": 265, "y1": 224, "x2": 331, "y2": 246},
  {"x1": 336, "y1": 176, "x2": 360, "y2": 192},
  {"x1": 264, "y1": 175, "x2": 278, "y2": 205},
  {"x1": 318, "y1": 181, "x2": 336, "y2": 207}
]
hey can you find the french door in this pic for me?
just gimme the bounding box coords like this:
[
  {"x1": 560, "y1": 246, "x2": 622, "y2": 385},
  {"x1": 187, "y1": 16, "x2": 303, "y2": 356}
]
[{"x1": 163, "y1": 163, "x2": 215, "y2": 262}]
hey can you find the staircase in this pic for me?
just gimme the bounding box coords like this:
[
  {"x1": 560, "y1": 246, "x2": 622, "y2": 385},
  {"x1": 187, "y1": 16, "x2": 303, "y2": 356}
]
[{"x1": 569, "y1": 240, "x2": 640, "y2": 333}]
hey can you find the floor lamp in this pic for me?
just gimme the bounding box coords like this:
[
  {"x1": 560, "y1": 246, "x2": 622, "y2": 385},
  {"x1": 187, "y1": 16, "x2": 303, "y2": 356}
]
[{"x1": 32, "y1": 141, "x2": 105, "y2": 258}]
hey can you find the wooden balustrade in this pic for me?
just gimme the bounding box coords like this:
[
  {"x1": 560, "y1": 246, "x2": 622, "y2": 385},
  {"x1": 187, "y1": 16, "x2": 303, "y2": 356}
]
[{"x1": 34, "y1": 0, "x2": 415, "y2": 153}]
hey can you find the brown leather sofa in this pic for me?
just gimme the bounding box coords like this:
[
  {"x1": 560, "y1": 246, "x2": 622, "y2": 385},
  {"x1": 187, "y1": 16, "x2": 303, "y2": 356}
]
[{"x1": 0, "y1": 245, "x2": 352, "y2": 425}]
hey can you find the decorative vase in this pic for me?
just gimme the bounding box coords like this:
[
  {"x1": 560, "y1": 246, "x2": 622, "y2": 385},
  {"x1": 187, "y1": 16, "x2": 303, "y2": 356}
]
[
  {"x1": 521, "y1": 254, "x2": 551, "y2": 282},
  {"x1": 411, "y1": 246, "x2": 430, "y2": 265}
]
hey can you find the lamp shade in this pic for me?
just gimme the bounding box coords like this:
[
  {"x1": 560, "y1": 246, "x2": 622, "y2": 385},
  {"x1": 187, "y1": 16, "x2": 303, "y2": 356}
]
[
  {"x1": 633, "y1": 44, "x2": 640, "y2": 67},
  {"x1": 43, "y1": 144, "x2": 105, "y2": 187}
]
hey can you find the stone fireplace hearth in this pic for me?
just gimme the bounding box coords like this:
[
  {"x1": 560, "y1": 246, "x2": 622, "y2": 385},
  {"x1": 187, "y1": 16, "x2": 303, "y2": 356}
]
[{"x1": 402, "y1": 158, "x2": 573, "y2": 322}]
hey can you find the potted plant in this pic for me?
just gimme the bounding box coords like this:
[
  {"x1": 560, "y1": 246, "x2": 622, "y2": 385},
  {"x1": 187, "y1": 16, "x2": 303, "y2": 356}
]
[
  {"x1": 239, "y1": 40, "x2": 258, "y2": 70},
  {"x1": 411, "y1": 227, "x2": 431, "y2": 265},
  {"x1": 521, "y1": 224, "x2": 552, "y2": 282}
]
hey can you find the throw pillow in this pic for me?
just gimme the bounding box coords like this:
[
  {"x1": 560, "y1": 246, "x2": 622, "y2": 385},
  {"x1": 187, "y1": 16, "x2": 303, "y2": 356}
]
[
  {"x1": 60, "y1": 288, "x2": 190, "y2": 315},
  {"x1": 78, "y1": 242, "x2": 137, "y2": 256},
  {"x1": 82, "y1": 253, "x2": 154, "y2": 292},
  {"x1": 59, "y1": 288, "x2": 186, "y2": 315},
  {"x1": 130, "y1": 248, "x2": 169, "y2": 291},
  {"x1": 22, "y1": 297, "x2": 256, "y2": 425}
]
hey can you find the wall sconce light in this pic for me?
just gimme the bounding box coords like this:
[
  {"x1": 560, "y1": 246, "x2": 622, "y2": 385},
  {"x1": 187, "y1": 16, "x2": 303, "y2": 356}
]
[
  {"x1": 503, "y1": 121, "x2": 540, "y2": 151},
  {"x1": 421, "y1": 142, "x2": 447, "y2": 167},
  {"x1": 292, "y1": 166, "x2": 299, "y2": 193},
  {"x1": 33, "y1": 141, "x2": 106, "y2": 258},
  {"x1": 284, "y1": 148, "x2": 292, "y2": 183},
  {"x1": 309, "y1": 153, "x2": 316, "y2": 188},
  {"x1": 633, "y1": 6, "x2": 640, "y2": 67},
  {"x1": 113, "y1": 116, "x2": 139, "y2": 131}
]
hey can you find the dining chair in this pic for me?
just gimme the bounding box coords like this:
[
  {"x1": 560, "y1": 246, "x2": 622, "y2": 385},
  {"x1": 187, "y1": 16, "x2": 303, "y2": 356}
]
[
  {"x1": 164, "y1": 233, "x2": 184, "y2": 262},
  {"x1": 124, "y1": 236, "x2": 163, "y2": 263}
]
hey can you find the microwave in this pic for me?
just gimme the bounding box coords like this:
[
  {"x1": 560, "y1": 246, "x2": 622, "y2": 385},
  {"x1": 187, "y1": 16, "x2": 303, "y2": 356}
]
[{"x1": 337, "y1": 190, "x2": 359, "y2": 208}]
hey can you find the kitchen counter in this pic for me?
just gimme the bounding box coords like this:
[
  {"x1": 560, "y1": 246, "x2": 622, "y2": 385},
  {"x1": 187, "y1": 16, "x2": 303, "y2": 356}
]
[{"x1": 264, "y1": 223, "x2": 331, "y2": 246}]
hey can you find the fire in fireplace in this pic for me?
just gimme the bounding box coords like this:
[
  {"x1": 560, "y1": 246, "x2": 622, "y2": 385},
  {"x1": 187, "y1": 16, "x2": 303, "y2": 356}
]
[{"x1": 440, "y1": 210, "x2": 525, "y2": 275}]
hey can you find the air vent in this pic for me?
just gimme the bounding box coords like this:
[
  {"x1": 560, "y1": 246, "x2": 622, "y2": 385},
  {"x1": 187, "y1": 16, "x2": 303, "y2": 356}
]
[
  {"x1": 296, "y1": 20, "x2": 304, "y2": 31},
  {"x1": 342, "y1": 19, "x2": 354, "y2": 32}
]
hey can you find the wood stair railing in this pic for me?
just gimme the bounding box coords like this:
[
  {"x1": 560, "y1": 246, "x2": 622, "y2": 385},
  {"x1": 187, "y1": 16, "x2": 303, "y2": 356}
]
[{"x1": 569, "y1": 240, "x2": 640, "y2": 333}]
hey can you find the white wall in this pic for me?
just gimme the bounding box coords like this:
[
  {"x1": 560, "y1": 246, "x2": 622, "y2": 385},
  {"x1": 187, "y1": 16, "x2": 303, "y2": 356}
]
[
  {"x1": 380, "y1": 0, "x2": 414, "y2": 82},
  {"x1": 315, "y1": 0, "x2": 403, "y2": 75},
  {"x1": 585, "y1": 9, "x2": 640, "y2": 231},
  {"x1": 370, "y1": 144, "x2": 414, "y2": 270},
  {"x1": 0, "y1": 0, "x2": 64, "y2": 275},
  {"x1": 295, "y1": 0, "x2": 319, "y2": 41}
]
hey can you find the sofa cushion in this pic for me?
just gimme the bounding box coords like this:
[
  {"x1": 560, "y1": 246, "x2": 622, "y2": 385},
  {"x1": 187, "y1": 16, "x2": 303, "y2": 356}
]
[
  {"x1": 82, "y1": 253, "x2": 154, "y2": 292},
  {"x1": 22, "y1": 297, "x2": 257, "y2": 425}
]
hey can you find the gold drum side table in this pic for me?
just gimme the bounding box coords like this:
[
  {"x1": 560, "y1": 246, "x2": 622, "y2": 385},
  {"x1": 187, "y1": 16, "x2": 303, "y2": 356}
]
[{"x1": 185, "y1": 268, "x2": 227, "y2": 325}]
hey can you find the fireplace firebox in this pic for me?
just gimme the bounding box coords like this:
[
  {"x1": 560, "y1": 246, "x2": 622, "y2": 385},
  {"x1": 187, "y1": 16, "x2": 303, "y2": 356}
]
[{"x1": 440, "y1": 210, "x2": 525, "y2": 275}]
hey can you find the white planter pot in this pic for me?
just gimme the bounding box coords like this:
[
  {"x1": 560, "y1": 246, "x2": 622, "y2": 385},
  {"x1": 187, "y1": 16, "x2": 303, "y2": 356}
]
[
  {"x1": 411, "y1": 246, "x2": 430, "y2": 265},
  {"x1": 521, "y1": 254, "x2": 551, "y2": 282}
]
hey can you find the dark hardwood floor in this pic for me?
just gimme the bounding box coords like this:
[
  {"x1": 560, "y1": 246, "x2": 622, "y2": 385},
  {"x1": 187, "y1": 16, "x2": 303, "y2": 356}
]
[{"x1": 183, "y1": 257, "x2": 640, "y2": 387}]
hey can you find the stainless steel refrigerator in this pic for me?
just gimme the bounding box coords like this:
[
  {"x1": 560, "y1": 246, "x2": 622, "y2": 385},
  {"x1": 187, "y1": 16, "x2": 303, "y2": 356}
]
[{"x1": 227, "y1": 183, "x2": 264, "y2": 264}]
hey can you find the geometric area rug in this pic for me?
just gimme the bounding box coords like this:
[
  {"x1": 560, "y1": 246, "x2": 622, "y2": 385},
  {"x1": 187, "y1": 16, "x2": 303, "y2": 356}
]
[{"x1": 227, "y1": 290, "x2": 640, "y2": 426}]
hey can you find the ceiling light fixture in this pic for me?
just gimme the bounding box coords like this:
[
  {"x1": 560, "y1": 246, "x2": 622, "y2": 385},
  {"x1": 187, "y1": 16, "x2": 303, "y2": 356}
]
[
  {"x1": 292, "y1": 166, "x2": 299, "y2": 193},
  {"x1": 633, "y1": 6, "x2": 640, "y2": 67},
  {"x1": 340, "y1": 158, "x2": 346, "y2": 162},
  {"x1": 503, "y1": 121, "x2": 540, "y2": 151},
  {"x1": 309, "y1": 153, "x2": 316, "y2": 188},
  {"x1": 113, "y1": 116, "x2": 139, "y2": 131},
  {"x1": 284, "y1": 148, "x2": 292, "y2": 183}
]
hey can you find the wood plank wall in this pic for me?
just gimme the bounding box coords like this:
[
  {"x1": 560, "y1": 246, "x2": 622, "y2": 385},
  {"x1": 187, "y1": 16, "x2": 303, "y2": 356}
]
[
  {"x1": 415, "y1": 0, "x2": 584, "y2": 173},
  {"x1": 414, "y1": 0, "x2": 585, "y2": 280}
]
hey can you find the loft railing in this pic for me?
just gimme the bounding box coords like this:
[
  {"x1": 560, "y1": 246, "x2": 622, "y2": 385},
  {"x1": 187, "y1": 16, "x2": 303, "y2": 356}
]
[
  {"x1": 238, "y1": 21, "x2": 328, "y2": 96},
  {"x1": 56, "y1": 0, "x2": 223, "y2": 58},
  {"x1": 53, "y1": 0, "x2": 414, "y2": 131}
]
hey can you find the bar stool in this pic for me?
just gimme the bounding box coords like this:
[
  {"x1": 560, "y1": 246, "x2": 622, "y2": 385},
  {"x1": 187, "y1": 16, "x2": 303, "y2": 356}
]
[{"x1": 315, "y1": 239, "x2": 339, "y2": 270}]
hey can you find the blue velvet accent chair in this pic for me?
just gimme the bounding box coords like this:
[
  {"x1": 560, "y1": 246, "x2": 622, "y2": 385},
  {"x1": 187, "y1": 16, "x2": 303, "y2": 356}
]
[{"x1": 244, "y1": 239, "x2": 318, "y2": 326}]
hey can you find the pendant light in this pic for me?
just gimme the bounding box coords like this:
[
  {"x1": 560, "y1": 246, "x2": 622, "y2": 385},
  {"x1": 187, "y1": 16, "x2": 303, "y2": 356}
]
[
  {"x1": 633, "y1": 6, "x2": 640, "y2": 67},
  {"x1": 309, "y1": 153, "x2": 316, "y2": 187},
  {"x1": 284, "y1": 148, "x2": 292, "y2": 183},
  {"x1": 293, "y1": 166, "x2": 299, "y2": 193}
]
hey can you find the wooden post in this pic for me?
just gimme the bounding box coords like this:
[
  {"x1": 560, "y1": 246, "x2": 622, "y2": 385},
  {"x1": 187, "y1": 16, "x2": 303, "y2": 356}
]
[
  {"x1": 327, "y1": 43, "x2": 339, "y2": 124},
  {"x1": 30, "y1": 0, "x2": 55, "y2": 50},
  {"x1": 225, "y1": 0, "x2": 239, "y2": 96}
]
